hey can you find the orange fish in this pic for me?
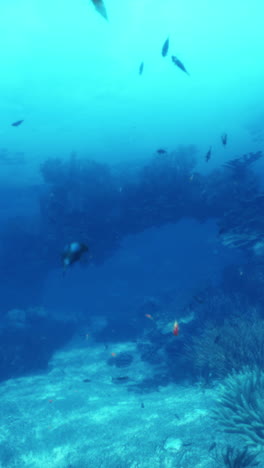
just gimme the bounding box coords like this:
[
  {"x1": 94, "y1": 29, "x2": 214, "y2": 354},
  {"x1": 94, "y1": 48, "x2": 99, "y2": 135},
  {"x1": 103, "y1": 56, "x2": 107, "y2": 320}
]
[
  {"x1": 111, "y1": 352, "x2": 117, "y2": 357},
  {"x1": 145, "y1": 314, "x2": 154, "y2": 320},
  {"x1": 173, "y1": 321, "x2": 179, "y2": 336}
]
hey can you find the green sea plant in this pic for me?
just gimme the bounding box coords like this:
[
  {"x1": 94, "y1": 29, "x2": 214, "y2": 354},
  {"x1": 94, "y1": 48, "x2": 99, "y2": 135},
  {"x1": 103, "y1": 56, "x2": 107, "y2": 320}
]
[
  {"x1": 220, "y1": 445, "x2": 259, "y2": 467},
  {"x1": 213, "y1": 367, "x2": 264, "y2": 448},
  {"x1": 186, "y1": 310, "x2": 264, "y2": 379}
]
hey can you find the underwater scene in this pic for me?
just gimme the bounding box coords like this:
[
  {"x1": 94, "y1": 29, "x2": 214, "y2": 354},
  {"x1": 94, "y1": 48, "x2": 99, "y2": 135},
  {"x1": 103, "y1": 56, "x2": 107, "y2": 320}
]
[{"x1": 1, "y1": 0, "x2": 264, "y2": 467}]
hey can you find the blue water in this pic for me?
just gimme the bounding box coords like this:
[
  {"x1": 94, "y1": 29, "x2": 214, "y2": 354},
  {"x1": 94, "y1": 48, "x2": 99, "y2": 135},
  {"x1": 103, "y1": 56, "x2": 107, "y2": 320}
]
[{"x1": 0, "y1": 1, "x2": 264, "y2": 466}]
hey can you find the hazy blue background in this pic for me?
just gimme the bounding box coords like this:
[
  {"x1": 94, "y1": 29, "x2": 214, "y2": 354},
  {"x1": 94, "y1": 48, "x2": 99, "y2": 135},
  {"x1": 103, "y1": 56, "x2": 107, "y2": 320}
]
[
  {"x1": 0, "y1": 0, "x2": 262, "y2": 317},
  {"x1": 0, "y1": 0, "x2": 264, "y2": 187}
]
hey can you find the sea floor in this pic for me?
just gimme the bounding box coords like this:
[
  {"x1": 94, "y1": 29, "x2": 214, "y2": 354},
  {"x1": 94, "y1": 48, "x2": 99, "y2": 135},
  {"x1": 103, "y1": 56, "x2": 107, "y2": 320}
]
[{"x1": 0, "y1": 340, "x2": 254, "y2": 468}]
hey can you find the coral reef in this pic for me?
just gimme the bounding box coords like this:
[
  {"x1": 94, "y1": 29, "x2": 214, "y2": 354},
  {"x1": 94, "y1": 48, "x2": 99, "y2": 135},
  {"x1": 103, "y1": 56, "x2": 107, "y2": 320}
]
[{"x1": 0, "y1": 147, "x2": 262, "y2": 309}]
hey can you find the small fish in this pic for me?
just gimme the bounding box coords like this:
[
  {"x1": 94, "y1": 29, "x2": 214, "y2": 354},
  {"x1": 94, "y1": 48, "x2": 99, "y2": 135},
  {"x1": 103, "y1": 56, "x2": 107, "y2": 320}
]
[
  {"x1": 221, "y1": 133, "x2": 227, "y2": 146},
  {"x1": 145, "y1": 313, "x2": 154, "y2": 320},
  {"x1": 193, "y1": 295, "x2": 205, "y2": 304},
  {"x1": 172, "y1": 321, "x2": 179, "y2": 336},
  {"x1": 218, "y1": 226, "x2": 226, "y2": 235},
  {"x1": 83, "y1": 378, "x2": 91, "y2": 383},
  {"x1": 62, "y1": 242, "x2": 88, "y2": 270},
  {"x1": 111, "y1": 352, "x2": 117, "y2": 357},
  {"x1": 161, "y1": 37, "x2": 169, "y2": 57},
  {"x1": 208, "y1": 442, "x2": 216, "y2": 452},
  {"x1": 141, "y1": 402, "x2": 145, "y2": 409},
  {"x1": 205, "y1": 146, "x2": 212, "y2": 162},
  {"x1": 139, "y1": 62, "x2": 144, "y2": 75},
  {"x1": 156, "y1": 148, "x2": 167, "y2": 154},
  {"x1": 214, "y1": 335, "x2": 221, "y2": 344},
  {"x1": 112, "y1": 376, "x2": 129, "y2": 384},
  {"x1": 12, "y1": 120, "x2": 24, "y2": 127},
  {"x1": 91, "y1": 0, "x2": 108, "y2": 20},
  {"x1": 171, "y1": 56, "x2": 189, "y2": 75}
]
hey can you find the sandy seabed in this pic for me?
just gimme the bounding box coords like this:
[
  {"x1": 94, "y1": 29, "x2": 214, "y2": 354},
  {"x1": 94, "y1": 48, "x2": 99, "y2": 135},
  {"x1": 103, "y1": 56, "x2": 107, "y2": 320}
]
[{"x1": 0, "y1": 340, "x2": 248, "y2": 468}]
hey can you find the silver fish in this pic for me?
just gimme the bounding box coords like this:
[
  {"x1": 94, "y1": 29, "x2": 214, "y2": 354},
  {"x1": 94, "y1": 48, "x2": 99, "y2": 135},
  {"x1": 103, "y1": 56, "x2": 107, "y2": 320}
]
[
  {"x1": 91, "y1": 0, "x2": 108, "y2": 20},
  {"x1": 171, "y1": 56, "x2": 189, "y2": 75},
  {"x1": 161, "y1": 37, "x2": 169, "y2": 57}
]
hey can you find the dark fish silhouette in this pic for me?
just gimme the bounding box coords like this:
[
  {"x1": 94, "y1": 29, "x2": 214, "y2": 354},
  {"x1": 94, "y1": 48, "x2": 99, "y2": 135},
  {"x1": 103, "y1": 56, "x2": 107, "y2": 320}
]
[
  {"x1": 156, "y1": 148, "x2": 167, "y2": 154},
  {"x1": 139, "y1": 62, "x2": 144, "y2": 75},
  {"x1": 91, "y1": 0, "x2": 108, "y2": 20},
  {"x1": 208, "y1": 442, "x2": 216, "y2": 452},
  {"x1": 171, "y1": 56, "x2": 189, "y2": 75},
  {"x1": 11, "y1": 120, "x2": 24, "y2": 127},
  {"x1": 161, "y1": 37, "x2": 169, "y2": 57},
  {"x1": 193, "y1": 295, "x2": 205, "y2": 304},
  {"x1": 112, "y1": 376, "x2": 129, "y2": 383},
  {"x1": 221, "y1": 133, "x2": 227, "y2": 146},
  {"x1": 205, "y1": 146, "x2": 212, "y2": 162},
  {"x1": 218, "y1": 226, "x2": 227, "y2": 235}
]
